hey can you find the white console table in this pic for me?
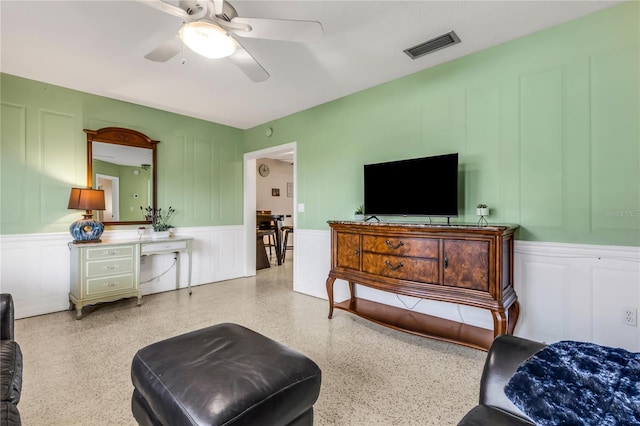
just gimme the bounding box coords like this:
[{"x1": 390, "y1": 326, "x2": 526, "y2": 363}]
[
  {"x1": 140, "y1": 236, "x2": 193, "y2": 294},
  {"x1": 69, "y1": 236, "x2": 193, "y2": 319}
]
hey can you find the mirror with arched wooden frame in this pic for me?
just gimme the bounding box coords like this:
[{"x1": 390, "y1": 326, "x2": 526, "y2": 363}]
[{"x1": 85, "y1": 127, "x2": 159, "y2": 226}]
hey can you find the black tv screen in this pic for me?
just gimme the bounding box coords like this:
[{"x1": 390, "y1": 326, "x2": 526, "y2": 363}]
[{"x1": 364, "y1": 153, "x2": 458, "y2": 217}]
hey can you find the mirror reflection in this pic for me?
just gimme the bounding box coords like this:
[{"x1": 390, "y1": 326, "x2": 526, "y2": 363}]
[
  {"x1": 85, "y1": 127, "x2": 159, "y2": 226},
  {"x1": 92, "y1": 142, "x2": 153, "y2": 222}
]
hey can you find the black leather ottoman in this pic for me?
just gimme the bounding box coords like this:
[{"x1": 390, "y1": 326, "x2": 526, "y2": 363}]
[{"x1": 131, "y1": 323, "x2": 322, "y2": 426}]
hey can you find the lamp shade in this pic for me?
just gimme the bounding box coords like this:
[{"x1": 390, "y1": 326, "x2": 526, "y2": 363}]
[
  {"x1": 68, "y1": 188, "x2": 105, "y2": 211},
  {"x1": 68, "y1": 188, "x2": 106, "y2": 243},
  {"x1": 179, "y1": 21, "x2": 237, "y2": 59}
]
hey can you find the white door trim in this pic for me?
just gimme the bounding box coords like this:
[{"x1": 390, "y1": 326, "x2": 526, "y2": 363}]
[{"x1": 243, "y1": 142, "x2": 297, "y2": 277}]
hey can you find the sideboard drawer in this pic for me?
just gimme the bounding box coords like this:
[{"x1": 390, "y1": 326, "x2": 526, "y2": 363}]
[
  {"x1": 86, "y1": 258, "x2": 134, "y2": 277},
  {"x1": 141, "y1": 240, "x2": 188, "y2": 255},
  {"x1": 86, "y1": 246, "x2": 134, "y2": 260},
  {"x1": 362, "y1": 235, "x2": 439, "y2": 258},
  {"x1": 362, "y1": 253, "x2": 439, "y2": 283},
  {"x1": 85, "y1": 274, "x2": 136, "y2": 296}
]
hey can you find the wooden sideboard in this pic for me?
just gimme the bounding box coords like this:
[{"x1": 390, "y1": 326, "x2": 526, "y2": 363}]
[{"x1": 326, "y1": 221, "x2": 520, "y2": 350}]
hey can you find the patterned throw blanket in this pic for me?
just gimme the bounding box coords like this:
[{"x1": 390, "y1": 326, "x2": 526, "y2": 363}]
[{"x1": 504, "y1": 340, "x2": 640, "y2": 425}]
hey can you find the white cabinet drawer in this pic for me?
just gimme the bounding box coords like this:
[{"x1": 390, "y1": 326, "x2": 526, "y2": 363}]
[
  {"x1": 141, "y1": 240, "x2": 188, "y2": 254},
  {"x1": 86, "y1": 245, "x2": 134, "y2": 260},
  {"x1": 85, "y1": 274, "x2": 136, "y2": 296},
  {"x1": 69, "y1": 241, "x2": 144, "y2": 319},
  {"x1": 86, "y1": 258, "x2": 134, "y2": 277}
]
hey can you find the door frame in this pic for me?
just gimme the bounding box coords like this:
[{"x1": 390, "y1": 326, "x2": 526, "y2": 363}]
[{"x1": 243, "y1": 142, "x2": 297, "y2": 276}]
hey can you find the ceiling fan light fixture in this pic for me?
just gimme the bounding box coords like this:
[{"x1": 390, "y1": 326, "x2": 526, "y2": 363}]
[{"x1": 179, "y1": 21, "x2": 237, "y2": 59}]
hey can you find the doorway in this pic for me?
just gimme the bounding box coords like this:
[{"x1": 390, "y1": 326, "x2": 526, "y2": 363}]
[
  {"x1": 96, "y1": 174, "x2": 119, "y2": 222},
  {"x1": 243, "y1": 142, "x2": 296, "y2": 277}
]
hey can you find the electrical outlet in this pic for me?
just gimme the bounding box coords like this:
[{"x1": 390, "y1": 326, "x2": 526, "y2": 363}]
[{"x1": 622, "y1": 307, "x2": 637, "y2": 326}]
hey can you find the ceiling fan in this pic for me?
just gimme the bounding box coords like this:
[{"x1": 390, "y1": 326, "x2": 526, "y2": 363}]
[{"x1": 139, "y1": 0, "x2": 323, "y2": 82}]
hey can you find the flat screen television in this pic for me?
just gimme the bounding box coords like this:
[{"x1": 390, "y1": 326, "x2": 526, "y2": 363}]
[{"x1": 364, "y1": 153, "x2": 458, "y2": 217}]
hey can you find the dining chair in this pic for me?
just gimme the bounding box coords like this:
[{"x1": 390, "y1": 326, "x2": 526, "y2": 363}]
[
  {"x1": 281, "y1": 226, "x2": 294, "y2": 262},
  {"x1": 257, "y1": 211, "x2": 277, "y2": 259}
]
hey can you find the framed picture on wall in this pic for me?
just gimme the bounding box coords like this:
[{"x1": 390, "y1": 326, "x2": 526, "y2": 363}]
[
  {"x1": 287, "y1": 182, "x2": 293, "y2": 197},
  {"x1": 272, "y1": 188, "x2": 280, "y2": 197}
]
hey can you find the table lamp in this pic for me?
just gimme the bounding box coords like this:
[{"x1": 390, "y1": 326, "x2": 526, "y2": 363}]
[{"x1": 68, "y1": 188, "x2": 106, "y2": 243}]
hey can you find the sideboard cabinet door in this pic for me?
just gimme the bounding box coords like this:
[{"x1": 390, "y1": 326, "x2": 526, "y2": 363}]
[
  {"x1": 442, "y1": 239, "x2": 490, "y2": 292},
  {"x1": 335, "y1": 232, "x2": 360, "y2": 271}
]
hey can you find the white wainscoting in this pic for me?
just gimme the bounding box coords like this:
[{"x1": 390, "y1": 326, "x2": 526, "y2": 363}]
[
  {"x1": 514, "y1": 241, "x2": 640, "y2": 352},
  {"x1": 3, "y1": 227, "x2": 638, "y2": 351},
  {"x1": 292, "y1": 229, "x2": 640, "y2": 352},
  {"x1": 0, "y1": 226, "x2": 245, "y2": 319}
]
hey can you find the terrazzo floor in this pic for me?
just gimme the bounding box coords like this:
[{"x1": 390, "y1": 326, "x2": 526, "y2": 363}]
[{"x1": 15, "y1": 254, "x2": 486, "y2": 425}]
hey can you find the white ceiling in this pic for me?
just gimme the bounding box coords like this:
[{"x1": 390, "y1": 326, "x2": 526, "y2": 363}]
[
  {"x1": 93, "y1": 141, "x2": 153, "y2": 166},
  {"x1": 0, "y1": 0, "x2": 621, "y2": 130}
]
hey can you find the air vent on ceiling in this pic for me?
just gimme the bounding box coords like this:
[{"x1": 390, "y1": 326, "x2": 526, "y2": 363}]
[{"x1": 403, "y1": 31, "x2": 461, "y2": 60}]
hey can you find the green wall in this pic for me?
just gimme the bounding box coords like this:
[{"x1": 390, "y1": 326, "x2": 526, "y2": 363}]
[
  {"x1": 1, "y1": 74, "x2": 244, "y2": 234},
  {"x1": 118, "y1": 165, "x2": 152, "y2": 222},
  {"x1": 92, "y1": 160, "x2": 153, "y2": 222},
  {"x1": 1, "y1": 3, "x2": 638, "y2": 246},
  {"x1": 244, "y1": 2, "x2": 640, "y2": 246}
]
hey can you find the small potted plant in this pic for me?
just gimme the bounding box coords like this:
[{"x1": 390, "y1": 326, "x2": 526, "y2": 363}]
[
  {"x1": 141, "y1": 206, "x2": 175, "y2": 238},
  {"x1": 476, "y1": 204, "x2": 489, "y2": 226},
  {"x1": 354, "y1": 204, "x2": 365, "y2": 221},
  {"x1": 476, "y1": 204, "x2": 489, "y2": 217}
]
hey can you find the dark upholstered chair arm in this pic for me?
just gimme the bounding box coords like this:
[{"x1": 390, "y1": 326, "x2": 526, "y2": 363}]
[
  {"x1": 478, "y1": 334, "x2": 546, "y2": 421},
  {"x1": 0, "y1": 294, "x2": 15, "y2": 341}
]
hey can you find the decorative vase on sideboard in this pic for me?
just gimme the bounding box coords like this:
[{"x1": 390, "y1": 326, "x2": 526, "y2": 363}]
[{"x1": 476, "y1": 207, "x2": 489, "y2": 226}]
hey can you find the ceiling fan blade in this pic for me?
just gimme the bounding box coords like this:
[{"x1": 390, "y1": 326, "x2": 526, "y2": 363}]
[
  {"x1": 229, "y1": 44, "x2": 269, "y2": 82},
  {"x1": 135, "y1": 0, "x2": 190, "y2": 21},
  {"x1": 212, "y1": 0, "x2": 223, "y2": 16},
  {"x1": 144, "y1": 35, "x2": 182, "y2": 62},
  {"x1": 230, "y1": 17, "x2": 323, "y2": 43}
]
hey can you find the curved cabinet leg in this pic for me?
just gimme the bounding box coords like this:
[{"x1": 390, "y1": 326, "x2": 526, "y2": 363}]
[
  {"x1": 507, "y1": 301, "x2": 520, "y2": 335},
  {"x1": 75, "y1": 305, "x2": 84, "y2": 320},
  {"x1": 491, "y1": 309, "x2": 507, "y2": 338},
  {"x1": 326, "y1": 277, "x2": 336, "y2": 319},
  {"x1": 347, "y1": 281, "x2": 357, "y2": 310}
]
